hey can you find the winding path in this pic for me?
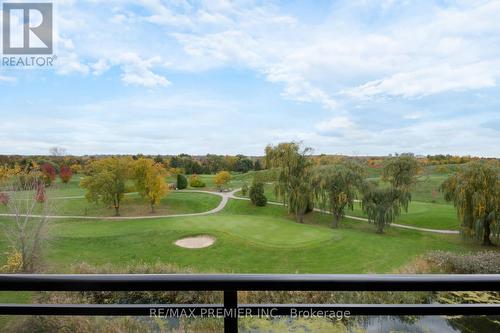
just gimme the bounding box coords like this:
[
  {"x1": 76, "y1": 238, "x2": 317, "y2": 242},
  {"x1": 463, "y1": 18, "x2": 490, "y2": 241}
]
[
  {"x1": 0, "y1": 188, "x2": 459, "y2": 234},
  {"x1": 227, "y1": 191, "x2": 459, "y2": 235}
]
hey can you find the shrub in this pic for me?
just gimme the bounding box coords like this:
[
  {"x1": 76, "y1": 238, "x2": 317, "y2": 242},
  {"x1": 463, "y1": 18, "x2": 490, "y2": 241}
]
[
  {"x1": 0, "y1": 192, "x2": 9, "y2": 205},
  {"x1": 176, "y1": 174, "x2": 188, "y2": 189},
  {"x1": 40, "y1": 163, "x2": 56, "y2": 185},
  {"x1": 59, "y1": 165, "x2": 73, "y2": 184},
  {"x1": 1, "y1": 249, "x2": 23, "y2": 273},
  {"x1": 249, "y1": 182, "x2": 267, "y2": 206},
  {"x1": 241, "y1": 183, "x2": 249, "y2": 196},
  {"x1": 426, "y1": 251, "x2": 500, "y2": 274},
  {"x1": 189, "y1": 175, "x2": 206, "y2": 188},
  {"x1": 35, "y1": 183, "x2": 46, "y2": 203}
]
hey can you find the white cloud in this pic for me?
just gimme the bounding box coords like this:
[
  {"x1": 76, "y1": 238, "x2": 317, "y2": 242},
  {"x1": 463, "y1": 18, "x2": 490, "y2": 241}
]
[
  {"x1": 315, "y1": 116, "x2": 354, "y2": 132},
  {"x1": 0, "y1": 75, "x2": 17, "y2": 83},
  {"x1": 117, "y1": 53, "x2": 170, "y2": 87},
  {"x1": 403, "y1": 112, "x2": 424, "y2": 120},
  {"x1": 56, "y1": 53, "x2": 90, "y2": 75},
  {"x1": 348, "y1": 62, "x2": 500, "y2": 98},
  {"x1": 6, "y1": 0, "x2": 500, "y2": 102},
  {"x1": 91, "y1": 58, "x2": 111, "y2": 76}
]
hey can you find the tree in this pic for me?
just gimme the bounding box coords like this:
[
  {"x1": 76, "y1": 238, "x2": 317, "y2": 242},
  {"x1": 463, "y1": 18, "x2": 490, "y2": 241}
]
[
  {"x1": 204, "y1": 154, "x2": 229, "y2": 174},
  {"x1": 265, "y1": 142, "x2": 314, "y2": 223},
  {"x1": 312, "y1": 162, "x2": 364, "y2": 228},
  {"x1": 0, "y1": 171, "x2": 54, "y2": 272},
  {"x1": 40, "y1": 163, "x2": 56, "y2": 186},
  {"x1": 249, "y1": 182, "x2": 267, "y2": 206},
  {"x1": 361, "y1": 182, "x2": 405, "y2": 233},
  {"x1": 234, "y1": 155, "x2": 253, "y2": 173},
  {"x1": 189, "y1": 174, "x2": 206, "y2": 187},
  {"x1": 382, "y1": 155, "x2": 420, "y2": 205},
  {"x1": 254, "y1": 159, "x2": 262, "y2": 171},
  {"x1": 59, "y1": 165, "x2": 73, "y2": 184},
  {"x1": 441, "y1": 162, "x2": 499, "y2": 246},
  {"x1": 49, "y1": 146, "x2": 66, "y2": 157},
  {"x1": 133, "y1": 159, "x2": 169, "y2": 213},
  {"x1": 177, "y1": 174, "x2": 188, "y2": 189},
  {"x1": 80, "y1": 157, "x2": 132, "y2": 216},
  {"x1": 214, "y1": 171, "x2": 231, "y2": 191}
]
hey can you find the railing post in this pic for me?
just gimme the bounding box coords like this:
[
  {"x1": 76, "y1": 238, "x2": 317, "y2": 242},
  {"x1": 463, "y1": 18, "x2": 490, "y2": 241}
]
[{"x1": 224, "y1": 290, "x2": 238, "y2": 333}]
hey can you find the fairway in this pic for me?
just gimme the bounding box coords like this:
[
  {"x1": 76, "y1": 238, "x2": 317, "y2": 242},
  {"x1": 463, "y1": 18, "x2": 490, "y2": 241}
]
[
  {"x1": 0, "y1": 197, "x2": 474, "y2": 274},
  {"x1": 235, "y1": 169, "x2": 462, "y2": 231}
]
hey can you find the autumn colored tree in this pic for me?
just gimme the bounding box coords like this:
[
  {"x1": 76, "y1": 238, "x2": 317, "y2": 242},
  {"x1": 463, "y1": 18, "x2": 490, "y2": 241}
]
[
  {"x1": 133, "y1": 158, "x2": 168, "y2": 213},
  {"x1": 0, "y1": 192, "x2": 9, "y2": 205},
  {"x1": 40, "y1": 163, "x2": 56, "y2": 186},
  {"x1": 214, "y1": 171, "x2": 231, "y2": 191},
  {"x1": 441, "y1": 162, "x2": 499, "y2": 246},
  {"x1": 189, "y1": 174, "x2": 206, "y2": 187},
  {"x1": 35, "y1": 183, "x2": 46, "y2": 203},
  {"x1": 80, "y1": 157, "x2": 133, "y2": 216},
  {"x1": 59, "y1": 165, "x2": 73, "y2": 184}
]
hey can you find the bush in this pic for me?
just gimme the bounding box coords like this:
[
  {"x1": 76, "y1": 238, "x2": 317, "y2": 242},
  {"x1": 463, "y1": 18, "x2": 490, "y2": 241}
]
[
  {"x1": 189, "y1": 175, "x2": 206, "y2": 188},
  {"x1": 1, "y1": 249, "x2": 23, "y2": 273},
  {"x1": 249, "y1": 182, "x2": 267, "y2": 206},
  {"x1": 59, "y1": 165, "x2": 73, "y2": 184},
  {"x1": 0, "y1": 192, "x2": 9, "y2": 205},
  {"x1": 176, "y1": 174, "x2": 187, "y2": 189},
  {"x1": 426, "y1": 251, "x2": 500, "y2": 274},
  {"x1": 40, "y1": 163, "x2": 56, "y2": 185},
  {"x1": 241, "y1": 183, "x2": 249, "y2": 196}
]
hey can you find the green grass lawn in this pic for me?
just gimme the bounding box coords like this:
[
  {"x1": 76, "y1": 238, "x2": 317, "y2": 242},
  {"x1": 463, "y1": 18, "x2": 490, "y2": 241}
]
[
  {"x1": 234, "y1": 170, "x2": 461, "y2": 230},
  {"x1": 348, "y1": 201, "x2": 460, "y2": 230},
  {"x1": 0, "y1": 191, "x2": 222, "y2": 217},
  {"x1": 0, "y1": 199, "x2": 477, "y2": 274}
]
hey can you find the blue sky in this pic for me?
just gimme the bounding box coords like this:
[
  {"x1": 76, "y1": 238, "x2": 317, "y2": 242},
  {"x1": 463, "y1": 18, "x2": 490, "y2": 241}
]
[{"x1": 1, "y1": 0, "x2": 499, "y2": 156}]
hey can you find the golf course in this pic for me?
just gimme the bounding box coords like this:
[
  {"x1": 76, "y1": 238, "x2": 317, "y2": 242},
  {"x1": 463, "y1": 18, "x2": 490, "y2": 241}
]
[
  {"x1": 0, "y1": 166, "x2": 487, "y2": 275},
  {"x1": 0, "y1": 151, "x2": 498, "y2": 333}
]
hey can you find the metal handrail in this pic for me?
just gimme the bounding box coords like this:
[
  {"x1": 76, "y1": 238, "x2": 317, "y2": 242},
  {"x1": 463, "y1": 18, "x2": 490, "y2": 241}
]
[{"x1": 1, "y1": 274, "x2": 500, "y2": 333}]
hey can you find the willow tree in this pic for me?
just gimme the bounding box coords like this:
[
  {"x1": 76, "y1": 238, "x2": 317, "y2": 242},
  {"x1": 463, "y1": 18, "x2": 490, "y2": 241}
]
[
  {"x1": 312, "y1": 161, "x2": 364, "y2": 228},
  {"x1": 361, "y1": 182, "x2": 405, "y2": 233},
  {"x1": 441, "y1": 162, "x2": 499, "y2": 246},
  {"x1": 265, "y1": 142, "x2": 314, "y2": 223},
  {"x1": 382, "y1": 155, "x2": 420, "y2": 211}
]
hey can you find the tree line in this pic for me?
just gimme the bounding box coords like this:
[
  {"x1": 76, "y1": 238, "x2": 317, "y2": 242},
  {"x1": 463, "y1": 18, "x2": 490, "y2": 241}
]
[{"x1": 257, "y1": 142, "x2": 499, "y2": 245}]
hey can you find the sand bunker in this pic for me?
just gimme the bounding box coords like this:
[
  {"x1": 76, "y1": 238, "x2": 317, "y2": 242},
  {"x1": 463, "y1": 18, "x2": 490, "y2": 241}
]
[{"x1": 174, "y1": 235, "x2": 216, "y2": 249}]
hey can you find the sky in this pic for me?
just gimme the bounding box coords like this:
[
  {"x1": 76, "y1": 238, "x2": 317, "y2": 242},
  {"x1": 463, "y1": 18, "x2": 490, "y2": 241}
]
[{"x1": 0, "y1": 0, "x2": 499, "y2": 157}]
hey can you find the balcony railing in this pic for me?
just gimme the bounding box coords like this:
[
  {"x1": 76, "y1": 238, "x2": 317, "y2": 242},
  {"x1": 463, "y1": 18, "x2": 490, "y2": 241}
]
[{"x1": 1, "y1": 274, "x2": 500, "y2": 333}]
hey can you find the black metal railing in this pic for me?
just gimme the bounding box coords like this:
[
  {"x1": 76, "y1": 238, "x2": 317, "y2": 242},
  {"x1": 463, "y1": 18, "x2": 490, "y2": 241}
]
[{"x1": 1, "y1": 274, "x2": 500, "y2": 333}]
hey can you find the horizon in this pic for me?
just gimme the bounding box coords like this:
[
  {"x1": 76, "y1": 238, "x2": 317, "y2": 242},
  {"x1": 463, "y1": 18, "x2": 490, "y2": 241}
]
[{"x1": 1, "y1": 0, "x2": 500, "y2": 156}]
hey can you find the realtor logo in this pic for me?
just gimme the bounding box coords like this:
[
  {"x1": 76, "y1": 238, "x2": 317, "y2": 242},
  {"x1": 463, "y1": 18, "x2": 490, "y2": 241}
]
[{"x1": 2, "y1": 2, "x2": 53, "y2": 54}]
